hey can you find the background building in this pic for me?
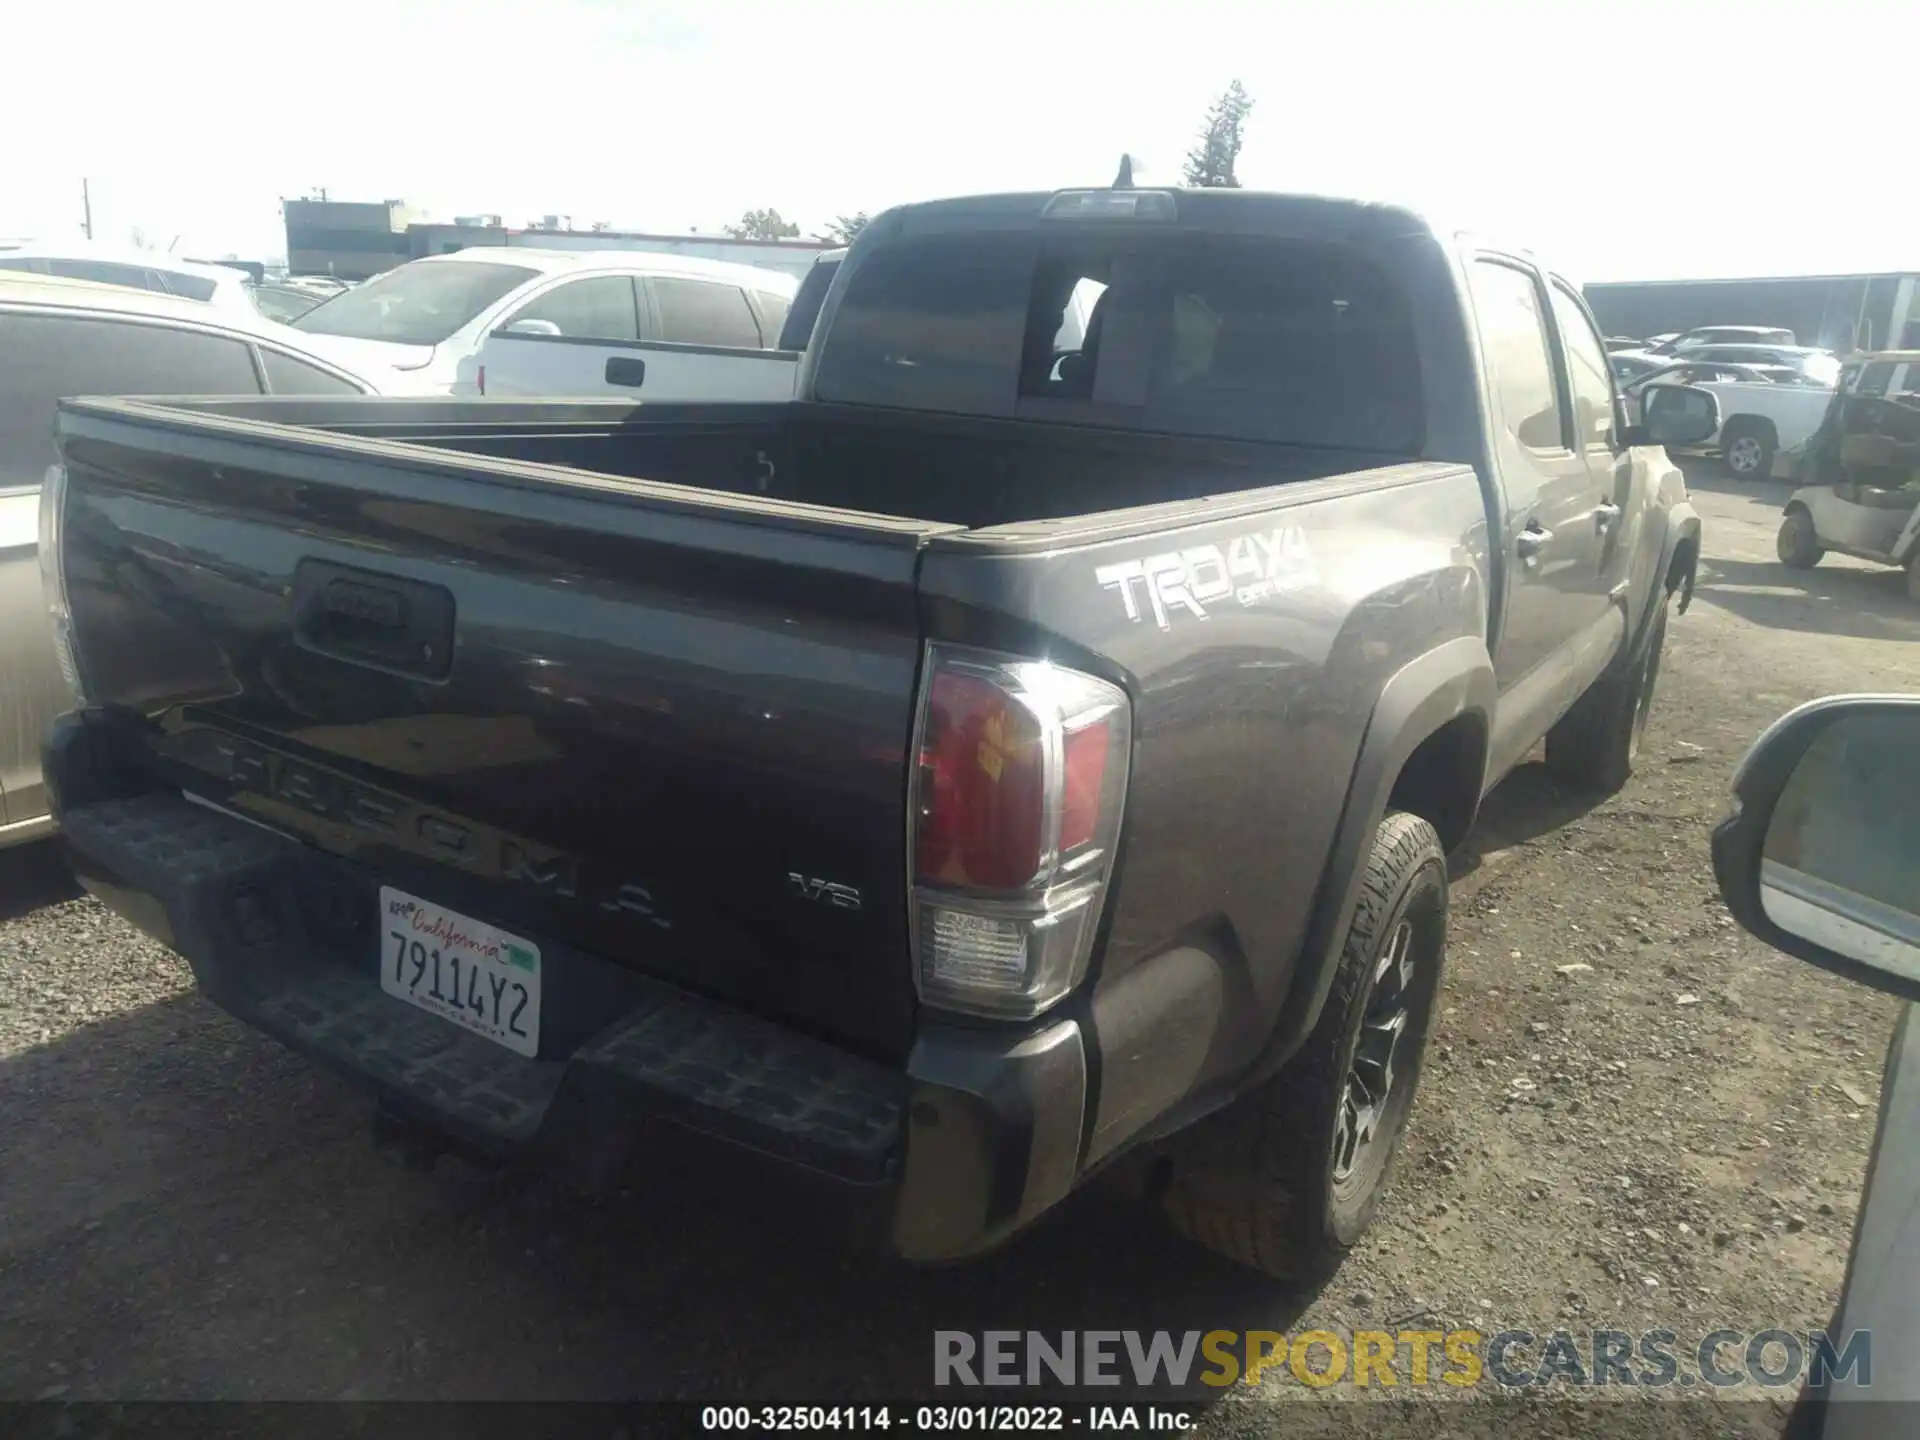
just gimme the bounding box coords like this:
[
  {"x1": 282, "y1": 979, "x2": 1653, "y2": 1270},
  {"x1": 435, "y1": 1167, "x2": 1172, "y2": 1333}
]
[
  {"x1": 287, "y1": 200, "x2": 835, "y2": 282},
  {"x1": 1585, "y1": 272, "x2": 1920, "y2": 354},
  {"x1": 282, "y1": 198, "x2": 423, "y2": 280}
]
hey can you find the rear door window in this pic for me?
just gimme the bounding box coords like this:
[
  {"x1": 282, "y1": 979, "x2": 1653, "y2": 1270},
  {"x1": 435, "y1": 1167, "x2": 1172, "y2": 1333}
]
[
  {"x1": 155, "y1": 270, "x2": 218, "y2": 302},
  {"x1": 1855, "y1": 362, "x2": 1896, "y2": 397},
  {"x1": 501, "y1": 275, "x2": 641, "y2": 341},
  {"x1": 0, "y1": 312, "x2": 262, "y2": 487},
  {"x1": 1547, "y1": 282, "x2": 1618, "y2": 450},
  {"x1": 814, "y1": 231, "x2": 1425, "y2": 452},
  {"x1": 260, "y1": 348, "x2": 366, "y2": 395},
  {"x1": 753, "y1": 290, "x2": 792, "y2": 346},
  {"x1": 650, "y1": 277, "x2": 764, "y2": 348}
]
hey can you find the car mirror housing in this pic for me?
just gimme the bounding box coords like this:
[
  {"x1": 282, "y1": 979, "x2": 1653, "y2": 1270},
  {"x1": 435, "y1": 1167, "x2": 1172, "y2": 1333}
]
[
  {"x1": 1711, "y1": 695, "x2": 1920, "y2": 1002},
  {"x1": 1626, "y1": 384, "x2": 1721, "y2": 448}
]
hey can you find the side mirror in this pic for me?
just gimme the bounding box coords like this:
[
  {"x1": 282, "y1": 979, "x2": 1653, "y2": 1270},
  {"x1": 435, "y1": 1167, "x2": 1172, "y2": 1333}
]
[
  {"x1": 498, "y1": 318, "x2": 562, "y2": 338},
  {"x1": 1711, "y1": 696, "x2": 1920, "y2": 1000},
  {"x1": 1626, "y1": 383, "x2": 1720, "y2": 447}
]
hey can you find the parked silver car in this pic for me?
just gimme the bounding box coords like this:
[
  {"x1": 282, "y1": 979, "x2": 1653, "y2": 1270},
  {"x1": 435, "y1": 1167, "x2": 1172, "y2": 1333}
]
[
  {"x1": 1712, "y1": 696, "x2": 1920, "y2": 1433},
  {"x1": 0, "y1": 274, "x2": 377, "y2": 848}
]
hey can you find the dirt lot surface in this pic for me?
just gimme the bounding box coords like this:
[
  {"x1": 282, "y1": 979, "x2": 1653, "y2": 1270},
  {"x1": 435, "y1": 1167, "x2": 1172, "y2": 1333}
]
[{"x1": 2, "y1": 471, "x2": 1916, "y2": 1434}]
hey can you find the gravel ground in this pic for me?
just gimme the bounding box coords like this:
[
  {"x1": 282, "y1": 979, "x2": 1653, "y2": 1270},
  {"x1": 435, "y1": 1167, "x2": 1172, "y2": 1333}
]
[{"x1": 1, "y1": 470, "x2": 1915, "y2": 1433}]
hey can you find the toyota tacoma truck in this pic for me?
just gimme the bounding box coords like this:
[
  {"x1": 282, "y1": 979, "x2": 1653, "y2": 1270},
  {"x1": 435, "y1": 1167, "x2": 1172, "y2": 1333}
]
[{"x1": 40, "y1": 182, "x2": 1715, "y2": 1280}]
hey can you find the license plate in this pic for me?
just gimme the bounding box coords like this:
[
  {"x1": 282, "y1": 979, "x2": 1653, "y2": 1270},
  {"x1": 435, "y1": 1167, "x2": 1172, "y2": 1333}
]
[{"x1": 378, "y1": 887, "x2": 541, "y2": 1058}]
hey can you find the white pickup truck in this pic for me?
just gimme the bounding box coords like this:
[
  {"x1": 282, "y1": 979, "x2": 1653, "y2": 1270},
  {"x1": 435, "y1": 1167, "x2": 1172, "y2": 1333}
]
[
  {"x1": 1647, "y1": 375, "x2": 1835, "y2": 480},
  {"x1": 289, "y1": 249, "x2": 803, "y2": 402}
]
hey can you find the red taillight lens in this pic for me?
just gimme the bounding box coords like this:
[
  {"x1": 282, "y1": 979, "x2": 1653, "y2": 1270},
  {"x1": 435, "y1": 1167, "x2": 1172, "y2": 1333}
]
[
  {"x1": 910, "y1": 646, "x2": 1131, "y2": 1020},
  {"x1": 917, "y1": 670, "x2": 1045, "y2": 890},
  {"x1": 1059, "y1": 717, "x2": 1110, "y2": 853}
]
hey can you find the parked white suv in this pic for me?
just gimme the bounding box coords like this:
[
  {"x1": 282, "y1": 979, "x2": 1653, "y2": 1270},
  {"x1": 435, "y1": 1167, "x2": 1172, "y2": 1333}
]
[
  {"x1": 289, "y1": 249, "x2": 799, "y2": 399},
  {"x1": 0, "y1": 241, "x2": 261, "y2": 313}
]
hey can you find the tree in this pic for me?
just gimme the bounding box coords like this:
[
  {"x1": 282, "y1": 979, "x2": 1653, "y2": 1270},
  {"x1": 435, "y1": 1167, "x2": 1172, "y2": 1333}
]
[
  {"x1": 1182, "y1": 80, "x2": 1254, "y2": 188},
  {"x1": 724, "y1": 208, "x2": 800, "y2": 241},
  {"x1": 822, "y1": 212, "x2": 870, "y2": 244}
]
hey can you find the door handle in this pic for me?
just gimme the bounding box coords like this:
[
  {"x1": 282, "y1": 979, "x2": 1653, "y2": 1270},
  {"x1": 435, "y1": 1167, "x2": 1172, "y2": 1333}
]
[
  {"x1": 605, "y1": 356, "x2": 646, "y2": 388},
  {"x1": 1515, "y1": 522, "x2": 1552, "y2": 557},
  {"x1": 1594, "y1": 501, "x2": 1623, "y2": 528}
]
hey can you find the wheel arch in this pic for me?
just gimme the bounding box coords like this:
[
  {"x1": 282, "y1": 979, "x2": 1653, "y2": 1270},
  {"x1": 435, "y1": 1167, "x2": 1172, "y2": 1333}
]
[
  {"x1": 1722, "y1": 413, "x2": 1780, "y2": 449},
  {"x1": 1254, "y1": 636, "x2": 1495, "y2": 1080}
]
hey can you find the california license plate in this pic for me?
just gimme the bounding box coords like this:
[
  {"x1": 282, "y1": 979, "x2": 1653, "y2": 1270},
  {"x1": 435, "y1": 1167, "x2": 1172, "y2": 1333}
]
[{"x1": 378, "y1": 887, "x2": 541, "y2": 1057}]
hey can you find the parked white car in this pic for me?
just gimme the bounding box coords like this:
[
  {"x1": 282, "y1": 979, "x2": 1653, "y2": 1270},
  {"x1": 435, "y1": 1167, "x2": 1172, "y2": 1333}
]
[
  {"x1": 1655, "y1": 325, "x2": 1798, "y2": 352},
  {"x1": 0, "y1": 240, "x2": 261, "y2": 313},
  {"x1": 289, "y1": 249, "x2": 800, "y2": 400},
  {"x1": 0, "y1": 273, "x2": 381, "y2": 848},
  {"x1": 1670, "y1": 342, "x2": 1842, "y2": 387}
]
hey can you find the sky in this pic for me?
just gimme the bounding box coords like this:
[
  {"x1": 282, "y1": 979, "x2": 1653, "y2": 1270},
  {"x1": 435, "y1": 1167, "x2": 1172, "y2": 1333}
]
[{"x1": 4, "y1": 0, "x2": 1911, "y2": 282}]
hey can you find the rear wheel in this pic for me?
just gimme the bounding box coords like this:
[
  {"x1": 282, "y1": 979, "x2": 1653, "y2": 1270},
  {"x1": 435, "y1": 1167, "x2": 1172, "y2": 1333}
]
[
  {"x1": 1158, "y1": 811, "x2": 1447, "y2": 1281},
  {"x1": 1545, "y1": 588, "x2": 1670, "y2": 794},
  {"x1": 1777, "y1": 508, "x2": 1823, "y2": 569},
  {"x1": 1722, "y1": 423, "x2": 1776, "y2": 480}
]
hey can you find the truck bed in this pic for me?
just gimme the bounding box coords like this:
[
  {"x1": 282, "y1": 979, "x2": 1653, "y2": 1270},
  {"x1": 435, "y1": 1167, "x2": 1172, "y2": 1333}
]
[
  {"x1": 51, "y1": 393, "x2": 1475, "y2": 1069},
  {"x1": 106, "y1": 395, "x2": 1416, "y2": 528}
]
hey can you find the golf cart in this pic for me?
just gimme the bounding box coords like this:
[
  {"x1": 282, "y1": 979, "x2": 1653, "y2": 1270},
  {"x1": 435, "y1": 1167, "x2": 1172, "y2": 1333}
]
[{"x1": 1775, "y1": 351, "x2": 1920, "y2": 601}]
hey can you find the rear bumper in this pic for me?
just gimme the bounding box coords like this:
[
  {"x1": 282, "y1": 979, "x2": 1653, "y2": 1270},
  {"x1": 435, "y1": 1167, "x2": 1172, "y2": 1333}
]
[{"x1": 47, "y1": 716, "x2": 1088, "y2": 1262}]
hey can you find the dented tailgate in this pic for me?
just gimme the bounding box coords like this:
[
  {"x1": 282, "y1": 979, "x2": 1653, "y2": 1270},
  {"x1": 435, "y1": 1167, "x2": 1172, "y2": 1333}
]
[{"x1": 54, "y1": 399, "x2": 955, "y2": 1060}]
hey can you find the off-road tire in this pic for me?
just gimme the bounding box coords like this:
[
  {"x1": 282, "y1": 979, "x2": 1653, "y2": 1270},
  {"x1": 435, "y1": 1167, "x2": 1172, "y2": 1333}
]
[
  {"x1": 1545, "y1": 587, "x2": 1671, "y2": 794},
  {"x1": 1158, "y1": 811, "x2": 1447, "y2": 1281},
  {"x1": 1777, "y1": 507, "x2": 1823, "y2": 569},
  {"x1": 1722, "y1": 421, "x2": 1777, "y2": 480}
]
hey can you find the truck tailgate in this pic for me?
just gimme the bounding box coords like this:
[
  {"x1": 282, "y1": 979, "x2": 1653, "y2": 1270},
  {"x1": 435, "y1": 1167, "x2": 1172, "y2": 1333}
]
[{"x1": 54, "y1": 400, "x2": 952, "y2": 1060}]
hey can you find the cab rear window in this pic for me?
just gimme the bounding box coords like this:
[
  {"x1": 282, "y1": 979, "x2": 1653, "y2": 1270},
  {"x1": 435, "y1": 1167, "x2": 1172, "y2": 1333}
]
[{"x1": 813, "y1": 232, "x2": 1424, "y2": 453}]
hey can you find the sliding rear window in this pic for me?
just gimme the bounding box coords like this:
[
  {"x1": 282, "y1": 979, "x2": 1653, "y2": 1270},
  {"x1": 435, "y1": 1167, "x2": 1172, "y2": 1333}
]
[{"x1": 813, "y1": 231, "x2": 1424, "y2": 453}]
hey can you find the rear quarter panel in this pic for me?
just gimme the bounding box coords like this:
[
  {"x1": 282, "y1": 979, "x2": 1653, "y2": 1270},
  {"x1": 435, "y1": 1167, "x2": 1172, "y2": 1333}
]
[
  {"x1": 1701, "y1": 380, "x2": 1835, "y2": 451},
  {"x1": 917, "y1": 462, "x2": 1491, "y2": 1161},
  {"x1": 0, "y1": 484, "x2": 63, "y2": 833}
]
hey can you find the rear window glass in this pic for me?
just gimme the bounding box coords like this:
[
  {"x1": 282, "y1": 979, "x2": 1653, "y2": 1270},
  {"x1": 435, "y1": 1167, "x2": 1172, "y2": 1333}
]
[
  {"x1": 294, "y1": 261, "x2": 540, "y2": 346},
  {"x1": 157, "y1": 271, "x2": 218, "y2": 302},
  {"x1": 652, "y1": 277, "x2": 764, "y2": 349},
  {"x1": 260, "y1": 349, "x2": 365, "y2": 395},
  {"x1": 814, "y1": 233, "x2": 1425, "y2": 452}
]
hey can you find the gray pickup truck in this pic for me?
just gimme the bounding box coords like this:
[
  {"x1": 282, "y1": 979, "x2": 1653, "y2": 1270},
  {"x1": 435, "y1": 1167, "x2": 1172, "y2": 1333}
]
[{"x1": 41, "y1": 183, "x2": 1714, "y2": 1280}]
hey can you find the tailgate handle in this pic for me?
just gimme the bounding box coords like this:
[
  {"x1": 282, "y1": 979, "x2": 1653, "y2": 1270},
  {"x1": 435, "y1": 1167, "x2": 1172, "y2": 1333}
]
[
  {"x1": 292, "y1": 559, "x2": 455, "y2": 682},
  {"x1": 605, "y1": 356, "x2": 647, "y2": 388}
]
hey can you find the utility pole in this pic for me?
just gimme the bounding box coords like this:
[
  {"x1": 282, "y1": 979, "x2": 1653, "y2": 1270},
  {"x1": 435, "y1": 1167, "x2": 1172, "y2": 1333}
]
[{"x1": 81, "y1": 178, "x2": 93, "y2": 239}]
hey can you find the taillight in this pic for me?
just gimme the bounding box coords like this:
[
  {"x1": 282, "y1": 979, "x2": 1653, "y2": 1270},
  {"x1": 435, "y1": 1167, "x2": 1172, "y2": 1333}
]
[
  {"x1": 477, "y1": 364, "x2": 486, "y2": 395},
  {"x1": 909, "y1": 645, "x2": 1130, "y2": 1019}
]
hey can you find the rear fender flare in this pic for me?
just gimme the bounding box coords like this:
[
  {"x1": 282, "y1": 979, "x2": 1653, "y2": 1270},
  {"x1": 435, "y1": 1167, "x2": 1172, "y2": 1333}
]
[
  {"x1": 1255, "y1": 635, "x2": 1496, "y2": 1080},
  {"x1": 1652, "y1": 500, "x2": 1702, "y2": 627}
]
